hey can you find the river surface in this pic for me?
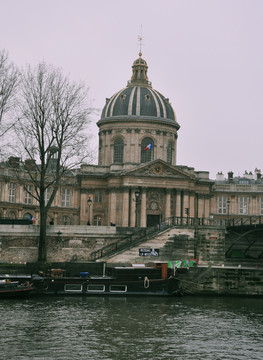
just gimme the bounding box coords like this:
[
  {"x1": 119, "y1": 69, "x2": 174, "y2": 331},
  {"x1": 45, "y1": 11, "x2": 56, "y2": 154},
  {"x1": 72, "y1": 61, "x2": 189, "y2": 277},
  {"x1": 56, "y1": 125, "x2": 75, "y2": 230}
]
[{"x1": 1, "y1": 295, "x2": 263, "y2": 360}]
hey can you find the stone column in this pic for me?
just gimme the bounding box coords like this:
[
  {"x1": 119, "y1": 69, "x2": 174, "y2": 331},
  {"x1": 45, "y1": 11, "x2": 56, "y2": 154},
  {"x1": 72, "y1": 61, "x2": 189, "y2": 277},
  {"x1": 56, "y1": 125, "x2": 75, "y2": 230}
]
[
  {"x1": 204, "y1": 196, "x2": 210, "y2": 218},
  {"x1": 183, "y1": 191, "x2": 189, "y2": 217},
  {"x1": 109, "y1": 190, "x2": 117, "y2": 225},
  {"x1": 165, "y1": 189, "x2": 171, "y2": 219},
  {"x1": 122, "y1": 188, "x2": 130, "y2": 227},
  {"x1": 80, "y1": 189, "x2": 87, "y2": 224},
  {"x1": 130, "y1": 189, "x2": 136, "y2": 227},
  {"x1": 189, "y1": 193, "x2": 195, "y2": 218},
  {"x1": 175, "y1": 190, "x2": 181, "y2": 218},
  {"x1": 198, "y1": 195, "x2": 204, "y2": 218},
  {"x1": 140, "y1": 188, "x2": 147, "y2": 227}
]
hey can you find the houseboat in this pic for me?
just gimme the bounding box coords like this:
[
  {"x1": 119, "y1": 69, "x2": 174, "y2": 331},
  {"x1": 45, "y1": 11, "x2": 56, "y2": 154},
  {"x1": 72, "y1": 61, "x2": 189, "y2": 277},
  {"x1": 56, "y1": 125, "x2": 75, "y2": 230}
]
[{"x1": 32, "y1": 262, "x2": 183, "y2": 296}]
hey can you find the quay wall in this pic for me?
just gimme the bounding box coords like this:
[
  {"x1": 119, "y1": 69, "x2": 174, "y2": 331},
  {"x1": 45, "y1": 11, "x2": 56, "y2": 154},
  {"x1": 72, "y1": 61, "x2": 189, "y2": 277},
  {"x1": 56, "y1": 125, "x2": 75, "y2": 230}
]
[
  {"x1": 1, "y1": 224, "x2": 263, "y2": 296},
  {"x1": 0, "y1": 225, "x2": 126, "y2": 263},
  {"x1": 178, "y1": 265, "x2": 263, "y2": 297}
]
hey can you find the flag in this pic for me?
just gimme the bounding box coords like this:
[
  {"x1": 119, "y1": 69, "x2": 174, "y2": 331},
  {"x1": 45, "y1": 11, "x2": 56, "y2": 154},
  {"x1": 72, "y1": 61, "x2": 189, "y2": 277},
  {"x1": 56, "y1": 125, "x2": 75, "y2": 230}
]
[{"x1": 144, "y1": 142, "x2": 153, "y2": 151}]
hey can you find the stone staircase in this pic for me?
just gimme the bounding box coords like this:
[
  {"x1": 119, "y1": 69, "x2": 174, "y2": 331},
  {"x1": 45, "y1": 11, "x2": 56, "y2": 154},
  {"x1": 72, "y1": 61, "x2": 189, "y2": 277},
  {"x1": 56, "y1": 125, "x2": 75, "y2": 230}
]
[{"x1": 102, "y1": 227, "x2": 196, "y2": 264}]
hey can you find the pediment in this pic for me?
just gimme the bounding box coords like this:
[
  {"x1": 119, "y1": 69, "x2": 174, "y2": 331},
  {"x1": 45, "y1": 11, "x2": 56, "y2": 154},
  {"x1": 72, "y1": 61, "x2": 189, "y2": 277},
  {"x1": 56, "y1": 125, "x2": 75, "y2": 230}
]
[{"x1": 121, "y1": 160, "x2": 195, "y2": 180}]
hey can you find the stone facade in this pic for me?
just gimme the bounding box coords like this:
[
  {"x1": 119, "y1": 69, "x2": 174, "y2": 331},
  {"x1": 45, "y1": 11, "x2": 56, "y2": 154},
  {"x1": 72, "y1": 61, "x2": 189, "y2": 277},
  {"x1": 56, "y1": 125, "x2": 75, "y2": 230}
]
[{"x1": 0, "y1": 54, "x2": 263, "y2": 227}]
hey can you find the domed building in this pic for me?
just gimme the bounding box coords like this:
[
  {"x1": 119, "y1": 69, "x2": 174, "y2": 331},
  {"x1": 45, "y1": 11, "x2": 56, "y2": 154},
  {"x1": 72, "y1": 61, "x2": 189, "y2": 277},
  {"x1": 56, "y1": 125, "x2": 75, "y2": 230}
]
[
  {"x1": 77, "y1": 53, "x2": 213, "y2": 227},
  {"x1": 97, "y1": 52, "x2": 179, "y2": 168}
]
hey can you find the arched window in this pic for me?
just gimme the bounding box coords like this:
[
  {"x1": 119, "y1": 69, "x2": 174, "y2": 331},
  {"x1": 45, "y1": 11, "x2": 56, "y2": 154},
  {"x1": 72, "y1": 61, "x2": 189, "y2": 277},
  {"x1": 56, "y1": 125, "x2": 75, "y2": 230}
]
[
  {"x1": 114, "y1": 138, "x2": 124, "y2": 164},
  {"x1": 7, "y1": 211, "x2": 16, "y2": 219},
  {"x1": 167, "y1": 141, "x2": 173, "y2": 164},
  {"x1": 141, "y1": 137, "x2": 154, "y2": 163},
  {"x1": 23, "y1": 212, "x2": 33, "y2": 220}
]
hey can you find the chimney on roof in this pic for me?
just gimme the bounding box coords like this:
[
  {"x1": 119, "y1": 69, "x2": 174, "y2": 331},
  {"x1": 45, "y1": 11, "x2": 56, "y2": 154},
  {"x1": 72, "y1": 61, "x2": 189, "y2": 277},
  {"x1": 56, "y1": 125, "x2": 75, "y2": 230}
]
[
  {"x1": 228, "y1": 171, "x2": 233, "y2": 182},
  {"x1": 25, "y1": 159, "x2": 36, "y2": 171},
  {"x1": 8, "y1": 156, "x2": 20, "y2": 169}
]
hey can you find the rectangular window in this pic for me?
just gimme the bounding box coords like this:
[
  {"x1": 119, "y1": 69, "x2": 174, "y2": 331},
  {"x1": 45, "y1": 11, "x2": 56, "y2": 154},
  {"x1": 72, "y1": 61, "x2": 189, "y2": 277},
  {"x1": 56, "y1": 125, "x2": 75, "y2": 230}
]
[
  {"x1": 24, "y1": 185, "x2": 33, "y2": 204},
  {"x1": 109, "y1": 285, "x2": 127, "y2": 293},
  {"x1": 87, "y1": 284, "x2": 105, "y2": 292},
  {"x1": 64, "y1": 284, "x2": 82, "y2": 292},
  {"x1": 218, "y1": 196, "x2": 227, "y2": 214},
  {"x1": 95, "y1": 191, "x2": 102, "y2": 203},
  {"x1": 61, "y1": 188, "x2": 70, "y2": 207},
  {"x1": 9, "y1": 183, "x2": 16, "y2": 203},
  {"x1": 44, "y1": 188, "x2": 51, "y2": 205},
  {"x1": 239, "y1": 197, "x2": 248, "y2": 215}
]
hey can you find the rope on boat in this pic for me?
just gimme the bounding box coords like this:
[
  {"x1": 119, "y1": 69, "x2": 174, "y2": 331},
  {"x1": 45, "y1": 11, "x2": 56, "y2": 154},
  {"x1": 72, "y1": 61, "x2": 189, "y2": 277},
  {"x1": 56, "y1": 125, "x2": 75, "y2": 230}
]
[{"x1": 144, "y1": 276, "x2": 150, "y2": 289}]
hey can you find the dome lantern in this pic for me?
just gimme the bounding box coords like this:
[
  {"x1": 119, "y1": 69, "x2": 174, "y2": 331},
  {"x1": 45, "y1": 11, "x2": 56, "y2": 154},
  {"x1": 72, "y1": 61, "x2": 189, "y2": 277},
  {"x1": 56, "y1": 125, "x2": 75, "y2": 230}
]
[{"x1": 128, "y1": 52, "x2": 151, "y2": 87}]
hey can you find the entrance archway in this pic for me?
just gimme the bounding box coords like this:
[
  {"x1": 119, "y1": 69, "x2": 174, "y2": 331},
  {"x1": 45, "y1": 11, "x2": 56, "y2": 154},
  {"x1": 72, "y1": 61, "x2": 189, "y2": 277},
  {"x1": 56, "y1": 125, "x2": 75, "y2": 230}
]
[{"x1": 147, "y1": 214, "x2": 161, "y2": 227}]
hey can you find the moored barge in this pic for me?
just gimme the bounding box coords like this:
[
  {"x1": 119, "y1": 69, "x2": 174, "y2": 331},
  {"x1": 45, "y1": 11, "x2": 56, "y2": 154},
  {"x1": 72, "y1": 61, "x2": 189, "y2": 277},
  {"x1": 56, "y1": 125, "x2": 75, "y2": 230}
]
[{"x1": 32, "y1": 262, "x2": 183, "y2": 296}]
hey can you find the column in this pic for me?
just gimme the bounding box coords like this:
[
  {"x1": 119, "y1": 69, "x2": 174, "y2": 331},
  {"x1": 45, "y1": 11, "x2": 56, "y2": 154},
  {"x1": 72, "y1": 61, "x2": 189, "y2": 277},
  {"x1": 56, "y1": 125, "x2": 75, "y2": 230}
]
[
  {"x1": 122, "y1": 188, "x2": 130, "y2": 227},
  {"x1": 165, "y1": 189, "x2": 171, "y2": 219},
  {"x1": 130, "y1": 189, "x2": 136, "y2": 227},
  {"x1": 80, "y1": 189, "x2": 87, "y2": 224},
  {"x1": 109, "y1": 190, "x2": 117, "y2": 225},
  {"x1": 175, "y1": 190, "x2": 181, "y2": 218},
  {"x1": 183, "y1": 191, "x2": 189, "y2": 217},
  {"x1": 204, "y1": 196, "x2": 210, "y2": 218},
  {"x1": 140, "y1": 188, "x2": 147, "y2": 227},
  {"x1": 189, "y1": 193, "x2": 195, "y2": 218}
]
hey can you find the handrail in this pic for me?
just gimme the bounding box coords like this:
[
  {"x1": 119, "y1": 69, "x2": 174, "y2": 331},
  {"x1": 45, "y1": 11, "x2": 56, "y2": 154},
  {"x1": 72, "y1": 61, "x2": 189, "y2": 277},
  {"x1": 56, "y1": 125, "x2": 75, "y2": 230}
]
[{"x1": 88, "y1": 215, "x2": 263, "y2": 261}]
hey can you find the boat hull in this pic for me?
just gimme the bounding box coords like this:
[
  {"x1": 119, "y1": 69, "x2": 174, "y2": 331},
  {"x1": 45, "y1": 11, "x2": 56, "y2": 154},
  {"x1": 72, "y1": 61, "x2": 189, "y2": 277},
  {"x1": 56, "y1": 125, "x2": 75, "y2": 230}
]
[
  {"x1": 33, "y1": 276, "x2": 180, "y2": 297},
  {"x1": 0, "y1": 282, "x2": 35, "y2": 298}
]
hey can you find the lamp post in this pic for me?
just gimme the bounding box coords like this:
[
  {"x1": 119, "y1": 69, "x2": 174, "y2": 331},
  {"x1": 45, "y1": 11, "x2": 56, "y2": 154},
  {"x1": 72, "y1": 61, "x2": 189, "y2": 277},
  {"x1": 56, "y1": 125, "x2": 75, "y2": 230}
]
[
  {"x1": 135, "y1": 189, "x2": 140, "y2": 227},
  {"x1": 87, "y1": 196, "x2": 92, "y2": 225}
]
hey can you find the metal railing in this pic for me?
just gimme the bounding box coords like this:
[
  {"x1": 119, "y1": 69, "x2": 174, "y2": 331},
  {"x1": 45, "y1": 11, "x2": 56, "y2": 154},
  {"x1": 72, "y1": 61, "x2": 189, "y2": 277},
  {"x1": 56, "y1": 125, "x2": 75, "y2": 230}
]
[
  {"x1": 88, "y1": 216, "x2": 210, "y2": 261},
  {"x1": 88, "y1": 215, "x2": 263, "y2": 262}
]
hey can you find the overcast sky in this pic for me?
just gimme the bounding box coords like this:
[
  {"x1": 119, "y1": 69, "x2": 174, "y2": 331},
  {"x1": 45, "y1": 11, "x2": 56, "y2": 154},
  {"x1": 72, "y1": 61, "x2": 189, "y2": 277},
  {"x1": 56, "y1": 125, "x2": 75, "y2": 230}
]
[{"x1": 1, "y1": 0, "x2": 263, "y2": 179}]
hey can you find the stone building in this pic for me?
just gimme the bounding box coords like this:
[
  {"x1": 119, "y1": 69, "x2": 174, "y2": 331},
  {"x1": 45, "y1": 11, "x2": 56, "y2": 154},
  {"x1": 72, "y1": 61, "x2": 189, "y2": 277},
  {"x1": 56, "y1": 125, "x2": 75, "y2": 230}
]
[
  {"x1": 211, "y1": 169, "x2": 263, "y2": 221},
  {"x1": 0, "y1": 53, "x2": 262, "y2": 226}
]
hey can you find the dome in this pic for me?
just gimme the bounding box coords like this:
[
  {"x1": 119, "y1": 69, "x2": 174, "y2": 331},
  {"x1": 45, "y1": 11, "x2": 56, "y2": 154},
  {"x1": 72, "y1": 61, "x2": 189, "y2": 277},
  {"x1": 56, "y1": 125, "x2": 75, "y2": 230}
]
[{"x1": 100, "y1": 53, "x2": 178, "y2": 124}]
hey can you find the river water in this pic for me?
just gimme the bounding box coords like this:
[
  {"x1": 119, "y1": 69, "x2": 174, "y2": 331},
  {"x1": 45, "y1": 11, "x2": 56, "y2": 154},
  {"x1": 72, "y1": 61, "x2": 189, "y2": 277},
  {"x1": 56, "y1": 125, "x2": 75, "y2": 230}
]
[{"x1": 1, "y1": 295, "x2": 263, "y2": 360}]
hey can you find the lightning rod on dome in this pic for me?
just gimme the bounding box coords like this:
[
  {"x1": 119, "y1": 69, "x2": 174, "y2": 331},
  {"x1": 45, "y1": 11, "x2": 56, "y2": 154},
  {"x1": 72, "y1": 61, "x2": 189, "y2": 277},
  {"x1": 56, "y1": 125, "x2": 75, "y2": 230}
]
[{"x1": 138, "y1": 24, "x2": 143, "y2": 57}]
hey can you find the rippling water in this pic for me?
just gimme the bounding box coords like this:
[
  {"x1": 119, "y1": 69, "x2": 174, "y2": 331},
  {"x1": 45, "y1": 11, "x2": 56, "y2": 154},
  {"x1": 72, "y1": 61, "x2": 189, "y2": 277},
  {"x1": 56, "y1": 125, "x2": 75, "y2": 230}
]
[{"x1": 1, "y1": 295, "x2": 263, "y2": 359}]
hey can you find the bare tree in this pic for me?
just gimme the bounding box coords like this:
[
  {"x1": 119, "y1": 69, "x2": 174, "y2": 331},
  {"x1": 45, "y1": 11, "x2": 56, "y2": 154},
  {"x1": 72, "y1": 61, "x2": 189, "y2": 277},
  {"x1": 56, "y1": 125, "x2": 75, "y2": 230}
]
[
  {"x1": 0, "y1": 49, "x2": 19, "y2": 136},
  {"x1": 14, "y1": 62, "x2": 93, "y2": 262}
]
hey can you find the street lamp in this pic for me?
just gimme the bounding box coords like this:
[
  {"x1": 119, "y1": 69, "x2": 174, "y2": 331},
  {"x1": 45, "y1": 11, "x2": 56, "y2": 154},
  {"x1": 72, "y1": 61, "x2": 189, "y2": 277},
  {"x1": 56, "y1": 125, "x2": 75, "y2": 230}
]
[
  {"x1": 135, "y1": 189, "x2": 140, "y2": 227},
  {"x1": 87, "y1": 196, "x2": 92, "y2": 225}
]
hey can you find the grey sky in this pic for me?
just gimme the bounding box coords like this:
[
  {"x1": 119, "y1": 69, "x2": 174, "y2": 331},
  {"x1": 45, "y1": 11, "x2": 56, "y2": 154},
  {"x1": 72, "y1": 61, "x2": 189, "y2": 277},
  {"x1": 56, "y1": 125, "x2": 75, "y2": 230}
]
[{"x1": 1, "y1": 0, "x2": 262, "y2": 178}]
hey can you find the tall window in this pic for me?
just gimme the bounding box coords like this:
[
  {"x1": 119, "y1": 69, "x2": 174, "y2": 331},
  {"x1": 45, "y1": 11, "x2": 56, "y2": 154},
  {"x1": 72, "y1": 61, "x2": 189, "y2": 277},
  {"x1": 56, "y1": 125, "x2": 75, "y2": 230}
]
[
  {"x1": 44, "y1": 188, "x2": 51, "y2": 205},
  {"x1": 141, "y1": 137, "x2": 154, "y2": 163},
  {"x1": 95, "y1": 191, "x2": 102, "y2": 203},
  {"x1": 94, "y1": 215, "x2": 102, "y2": 226},
  {"x1": 24, "y1": 185, "x2": 33, "y2": 204},
  {"x1": 114, "y1": 138, "x2": 124, "y2": 164},
  {"x1": 9, "y1": 183, "x2": 16, "y2": 203},
  {"x1": 61, "y1": 188, "x2": 70, "y2": 207},
  {"x1": 167, "y1": 141, "x2": 173, "y2": 164},
  {"x1": 218, "y1": 196, "x2": 227, "y2": 214},
  {"x1": 239, "y1": 197, "x2": 248, "y2": 215}
]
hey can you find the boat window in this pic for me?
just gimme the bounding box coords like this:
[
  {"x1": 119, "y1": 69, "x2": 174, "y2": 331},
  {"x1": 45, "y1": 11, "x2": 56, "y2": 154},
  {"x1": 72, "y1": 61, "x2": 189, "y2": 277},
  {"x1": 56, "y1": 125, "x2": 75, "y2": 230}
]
[
  {"x1": 64, "y1": 284, "x2": 82, "y2": 292},
  {"x1": 87, "y1": 284, "x2": 105, "y2": 292},
  {"x1": 109, "y1": 285, "x2": 127, "y2": 293}
]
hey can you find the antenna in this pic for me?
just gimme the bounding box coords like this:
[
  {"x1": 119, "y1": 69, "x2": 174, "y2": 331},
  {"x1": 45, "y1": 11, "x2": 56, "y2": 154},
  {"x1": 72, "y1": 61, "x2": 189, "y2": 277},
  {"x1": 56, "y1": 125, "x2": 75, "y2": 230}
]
[{"x1": 138, "y1": 24, "x2": 143, "y2": 56}]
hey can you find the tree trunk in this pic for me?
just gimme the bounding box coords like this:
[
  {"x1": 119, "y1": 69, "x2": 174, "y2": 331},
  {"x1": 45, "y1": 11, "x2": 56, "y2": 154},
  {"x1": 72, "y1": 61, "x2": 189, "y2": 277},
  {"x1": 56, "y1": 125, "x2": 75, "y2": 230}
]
[{"x1": 38, "y1": 205, "x2": 47, "y2": 262}]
